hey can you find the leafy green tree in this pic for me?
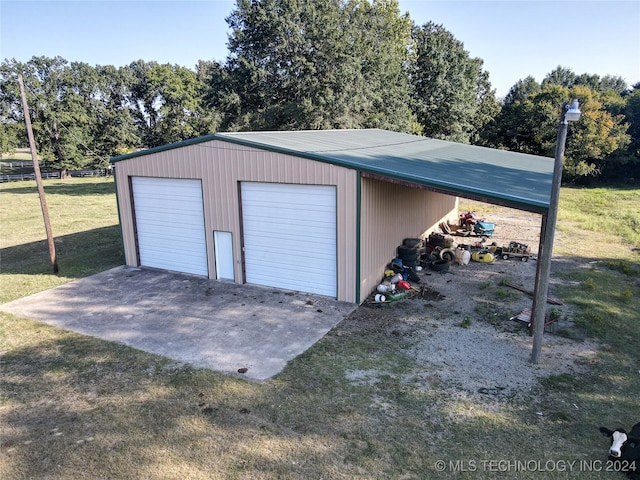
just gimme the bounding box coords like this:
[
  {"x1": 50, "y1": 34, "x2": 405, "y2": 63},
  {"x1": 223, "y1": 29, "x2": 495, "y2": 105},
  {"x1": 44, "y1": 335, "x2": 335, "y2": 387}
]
[
  {"x1": 623, "y1": 84, "x2": 640, "y2": 158},
  {"x1": 488, "y1": 75, "x2": 631, "y2": 182},
  {"x1": 541, "y1": 66, "x2": 577, "y2": 89},
  {"x1": 543, "y1": 66, "x2": 629, "y2": 95},
  {"x1": 0, "y1": 61, "x2": 24, "y2": 156},
  {"x1": 90, "y1": 64, "x2": 141, "y2": 164},
  {"x1": 410, "y1": 22, "x2": 498, "y2": 143},
  {"x1": 479, "y1": 76, "x2": 541, "y2": 149},
  {"x1": 587, "y1": 83, "x2": 640, "y2": 182},
  {"x1": 126, "y1": 60, "x2": 216, "y2": 147},
  {"x1": 471, "y1": 68, "x2": 501, "y2": 144},
  {"x1": 346, "y1": 0, "x2": 416, "y2": 132},
  {"x1": 0, "y1": 57, "x2": 142, "y2": 173},
  {"x1": 193, "y1": 60, "x2": 223, "y2": 135},
  {"x1": 211, "y1": 0, "x2": 416, "y2": 132},
  {"x1": 0, "y1": 121, "x2": 22, "y2": 156},
  {"x1": 563, "y1": 85, "x2": 630, "y2": 179},
  {"x1": 503, "y1": 76, "x2": 542, "y2": 105},
  {"x1": 0, "y1": 56, "x2": 92, "y2": 176}
]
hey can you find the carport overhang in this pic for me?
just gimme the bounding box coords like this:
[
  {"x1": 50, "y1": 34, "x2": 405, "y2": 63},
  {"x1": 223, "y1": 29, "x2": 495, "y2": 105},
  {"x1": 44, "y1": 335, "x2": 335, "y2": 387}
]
[{"x1": 212, "y1": 129, "x2": 554, "y2": 215}]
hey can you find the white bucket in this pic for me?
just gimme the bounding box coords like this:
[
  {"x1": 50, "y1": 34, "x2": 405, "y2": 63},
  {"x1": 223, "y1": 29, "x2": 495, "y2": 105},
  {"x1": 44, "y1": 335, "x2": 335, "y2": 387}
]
[{"x1": 455, "y1": 249, "x2": 471, "y2": 265}]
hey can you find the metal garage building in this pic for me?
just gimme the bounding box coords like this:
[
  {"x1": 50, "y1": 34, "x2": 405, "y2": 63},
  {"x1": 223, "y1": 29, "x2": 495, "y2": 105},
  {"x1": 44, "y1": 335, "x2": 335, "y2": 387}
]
[{"x1": 111, "y1": 129, "x2": 554, "y2": 304}]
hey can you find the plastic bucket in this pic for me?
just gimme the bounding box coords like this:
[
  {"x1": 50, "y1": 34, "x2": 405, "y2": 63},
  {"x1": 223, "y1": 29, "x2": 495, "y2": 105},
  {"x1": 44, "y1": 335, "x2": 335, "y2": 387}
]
[{"x1": 455, "y1": 249, "x2": 471, "y2": 265}]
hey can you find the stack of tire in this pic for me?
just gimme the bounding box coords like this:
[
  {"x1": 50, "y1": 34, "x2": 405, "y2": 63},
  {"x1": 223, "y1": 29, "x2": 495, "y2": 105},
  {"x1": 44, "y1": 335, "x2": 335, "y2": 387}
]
[{"x1": 396, "y1": 238, "x2": 424, "y2": 268}]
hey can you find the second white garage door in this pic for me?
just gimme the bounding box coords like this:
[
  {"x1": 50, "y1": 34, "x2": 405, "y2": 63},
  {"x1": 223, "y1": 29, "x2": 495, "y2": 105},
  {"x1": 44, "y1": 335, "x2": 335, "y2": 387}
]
[
  {"x1": 241, "y1": 182, "x2": 337, "y2": 297},
  {"x1": 132, "y1": 177, "x2": 208, "y2": 276}
]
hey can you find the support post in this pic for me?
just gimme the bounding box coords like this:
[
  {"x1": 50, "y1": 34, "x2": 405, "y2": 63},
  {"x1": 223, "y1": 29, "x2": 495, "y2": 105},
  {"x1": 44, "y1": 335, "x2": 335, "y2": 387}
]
[
  {"x1": 17, "y1": 74, "x2": 59, "y2": 273},
  {"x1": 530, "y1": 112, "x2": 568, "y2": 363}
]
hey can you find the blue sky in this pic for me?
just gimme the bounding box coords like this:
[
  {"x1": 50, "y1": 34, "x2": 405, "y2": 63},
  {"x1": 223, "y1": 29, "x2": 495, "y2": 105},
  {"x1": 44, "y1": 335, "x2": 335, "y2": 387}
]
[{"x1": 1, "y1": 0, "x2": 638, "y2": 98}]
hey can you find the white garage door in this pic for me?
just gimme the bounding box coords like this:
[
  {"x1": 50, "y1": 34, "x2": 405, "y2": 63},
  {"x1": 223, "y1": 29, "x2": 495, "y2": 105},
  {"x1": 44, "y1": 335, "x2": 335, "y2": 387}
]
[
  {"x1": 132, "y1": 177, "x2": 208, "y2": 276},
  {"x1": 241, "y1": 182, "x2": 337, "y2": 297}
]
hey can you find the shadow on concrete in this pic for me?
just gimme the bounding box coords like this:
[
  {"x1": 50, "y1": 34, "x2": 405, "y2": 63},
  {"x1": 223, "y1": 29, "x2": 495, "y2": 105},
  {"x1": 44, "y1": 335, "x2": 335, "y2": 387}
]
[{"x1": 0, "y1": 267, "x2": 357, "y2": 381}]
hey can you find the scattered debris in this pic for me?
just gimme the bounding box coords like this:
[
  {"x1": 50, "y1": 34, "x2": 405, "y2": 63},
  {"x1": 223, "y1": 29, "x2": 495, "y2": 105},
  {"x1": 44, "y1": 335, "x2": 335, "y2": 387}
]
[
  {"x1": 453, "y1": 212, "x2": 496, "y2": 239},
  {"x1": 510, "y1": 308, "x2": 532, "y2": 324},
  {"x1": 503, "y1": 281, "x2": 563, "y2": 305},
  {"x1": 421, "y1": 286, "x2": 446, "y2": 301},
  {"x1": 499, "y1": 241, "x2": 532, "y2": 262},
  {"x1": 471, "y1": 250, "x2": 494, "y2": 263}
]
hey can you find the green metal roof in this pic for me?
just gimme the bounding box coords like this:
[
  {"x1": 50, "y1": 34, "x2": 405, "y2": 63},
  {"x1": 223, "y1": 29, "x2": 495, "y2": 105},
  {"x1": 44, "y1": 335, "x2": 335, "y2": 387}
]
[{"x1": 111, "y1": 129, "x2": 554, "y2": 213}]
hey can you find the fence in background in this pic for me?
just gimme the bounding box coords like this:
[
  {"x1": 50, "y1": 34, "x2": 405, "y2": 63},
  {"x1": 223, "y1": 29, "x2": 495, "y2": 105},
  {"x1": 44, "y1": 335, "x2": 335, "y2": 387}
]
[{"x1": 0, "y1": 169, "x2": 108, "y2": 183}]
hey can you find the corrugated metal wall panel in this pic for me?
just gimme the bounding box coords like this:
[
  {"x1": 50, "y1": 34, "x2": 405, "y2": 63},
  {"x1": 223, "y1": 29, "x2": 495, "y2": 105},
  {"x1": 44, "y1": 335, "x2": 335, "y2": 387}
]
[
  {"x1": 359, "y1": 177, "x2": 458, "y2": 300},
  {"x1": 114, "y1": 140, "x2": 358, "y2": 302}
]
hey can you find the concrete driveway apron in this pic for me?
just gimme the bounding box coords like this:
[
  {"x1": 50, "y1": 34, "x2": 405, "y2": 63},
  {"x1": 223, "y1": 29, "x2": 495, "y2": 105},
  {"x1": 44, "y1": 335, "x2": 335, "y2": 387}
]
[{"x1": 0, "y1": 266, "x2": 357, "y2": 380}]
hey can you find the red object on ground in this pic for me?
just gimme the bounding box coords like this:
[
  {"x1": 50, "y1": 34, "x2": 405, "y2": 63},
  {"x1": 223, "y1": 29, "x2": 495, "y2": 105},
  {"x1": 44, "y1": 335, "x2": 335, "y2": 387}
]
[{"x1": 397, "y1": 280, "x2": 411, "y2": 290}]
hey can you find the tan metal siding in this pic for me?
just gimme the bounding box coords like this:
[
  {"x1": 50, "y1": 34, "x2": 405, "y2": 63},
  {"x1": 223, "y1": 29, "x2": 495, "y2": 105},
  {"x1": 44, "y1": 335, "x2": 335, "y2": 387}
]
[
  {"x1": 114, "y1": 140, "x2": 358, "y2": 302},
  {"x1": 359, "y1": 177, "x2": 458, "y2": 300}
]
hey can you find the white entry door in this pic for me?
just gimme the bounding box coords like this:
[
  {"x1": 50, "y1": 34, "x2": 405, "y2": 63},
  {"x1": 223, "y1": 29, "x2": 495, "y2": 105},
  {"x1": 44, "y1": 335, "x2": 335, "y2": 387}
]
[
  {"x1": 241, "y1": 182, "x2": 337, "y2": 297},
  {"x1": 214, "y1": 230, "x2": 234, "y2": 280},
  {"x1": 132, "y1": 177, "x2": 208, "y2": 276}
]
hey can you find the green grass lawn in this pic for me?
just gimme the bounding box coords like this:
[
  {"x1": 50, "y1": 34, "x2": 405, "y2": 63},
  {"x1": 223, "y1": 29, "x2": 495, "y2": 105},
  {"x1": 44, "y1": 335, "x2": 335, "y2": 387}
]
[
  {"x1": 0, "y1": 177, "x2": 122, "y2": 303},
  {"x1": 1, "y1": 179, "x2": 639, "y2": 479}
]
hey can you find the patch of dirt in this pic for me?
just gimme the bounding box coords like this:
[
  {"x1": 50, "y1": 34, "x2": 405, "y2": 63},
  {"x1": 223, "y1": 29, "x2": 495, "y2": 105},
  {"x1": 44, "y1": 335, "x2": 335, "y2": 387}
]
[{"x1": 346, "y1": 204, "x2": 600, "y2": 403}]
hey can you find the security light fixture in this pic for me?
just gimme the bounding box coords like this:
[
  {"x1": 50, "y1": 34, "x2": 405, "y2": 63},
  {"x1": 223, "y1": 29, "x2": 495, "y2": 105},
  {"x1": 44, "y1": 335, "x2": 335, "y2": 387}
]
[{"x1": 563, "y1": 99, "x2": 582, "y2": 123}]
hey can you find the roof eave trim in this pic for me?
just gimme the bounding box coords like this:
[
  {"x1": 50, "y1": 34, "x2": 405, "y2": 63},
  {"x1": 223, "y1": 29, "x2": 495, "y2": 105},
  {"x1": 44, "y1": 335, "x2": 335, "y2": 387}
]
[{"x1": 109, "y1": 134, "x2": 219, "y2": 163}]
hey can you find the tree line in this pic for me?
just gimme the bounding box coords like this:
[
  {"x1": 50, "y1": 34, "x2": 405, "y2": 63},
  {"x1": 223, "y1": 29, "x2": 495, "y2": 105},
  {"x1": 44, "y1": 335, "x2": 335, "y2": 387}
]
[{"x1": 1, "y1": 0, "x2": 637, "y2": 183}]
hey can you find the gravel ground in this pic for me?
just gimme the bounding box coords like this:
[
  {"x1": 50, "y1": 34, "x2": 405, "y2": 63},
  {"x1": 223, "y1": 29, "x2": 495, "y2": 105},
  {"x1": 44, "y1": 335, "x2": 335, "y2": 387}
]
[{"x1": 348, "y1": 204, "x2": 600, "y2": 403}]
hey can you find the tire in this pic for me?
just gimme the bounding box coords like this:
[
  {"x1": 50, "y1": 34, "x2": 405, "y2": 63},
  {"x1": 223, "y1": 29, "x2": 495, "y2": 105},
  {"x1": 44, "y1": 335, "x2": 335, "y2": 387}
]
[
  {"x1": 502, "y1": 254, "x2": 510, "y2": 260},
  {"x1": 397, "y1": 245, "x2": 418, "y2": 257},
  {"x1": 400, "y1": 257, "x2": 418, "y2": 267},
  {"x1": 403, "y1": 238, "x2": 422, "y2": 248},
  {"x1": 521, "y1": 256, "x2": 529, "y2": 262},
  {"x1": 426, "y1": 252, "x2": 438, "y2": 262},
  {"x1": 399, "y1": 251, "x2": 418, "y2": 261},
  {"x1": 430, "y1": 259, "x2": 450, "y2": 272},
  {"x1": 402, "y1": 258, "x2": 417, "y2": 267},
  {"x1": 439, "y1": 248, "x2": 455, "y2": 262}
]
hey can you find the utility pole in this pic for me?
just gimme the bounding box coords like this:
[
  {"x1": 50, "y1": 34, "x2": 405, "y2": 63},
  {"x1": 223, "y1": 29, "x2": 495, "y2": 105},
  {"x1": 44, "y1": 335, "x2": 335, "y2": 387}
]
[
  {"x1": 530, "y1": 100, "x2": 581, "y2": 364},
  {"x1": 17, "y1": 74, "x2": 59, "y2": 273}
]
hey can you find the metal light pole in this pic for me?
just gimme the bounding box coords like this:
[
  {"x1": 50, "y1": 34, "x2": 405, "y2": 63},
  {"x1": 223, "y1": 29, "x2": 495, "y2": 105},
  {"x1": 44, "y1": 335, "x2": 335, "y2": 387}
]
[{"x1": 530, "y1": 99, "x2": 581, "y2": 364}]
